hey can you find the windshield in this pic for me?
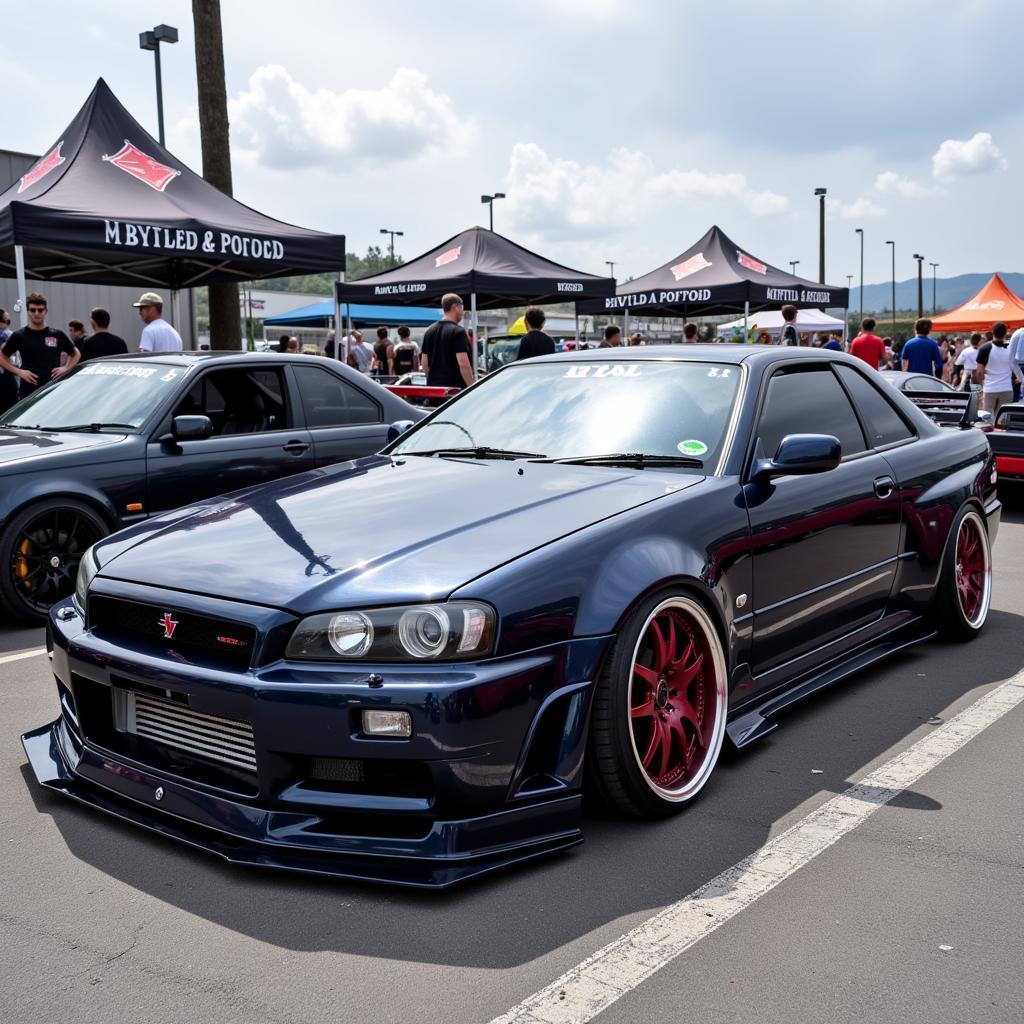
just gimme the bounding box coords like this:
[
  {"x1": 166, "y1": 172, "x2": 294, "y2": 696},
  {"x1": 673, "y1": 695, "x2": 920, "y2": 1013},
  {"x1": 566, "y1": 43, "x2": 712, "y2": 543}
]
[
  {"x1": 393, "y1": 359, "x2": 742, "y2": 467},
  {"x1": 0, "y1": 361, "x2": 188, "y2": 431}
]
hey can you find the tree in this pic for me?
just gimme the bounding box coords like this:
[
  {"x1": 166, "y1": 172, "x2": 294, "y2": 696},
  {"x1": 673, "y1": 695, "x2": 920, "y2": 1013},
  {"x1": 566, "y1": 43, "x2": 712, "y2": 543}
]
[{"x1": 192, "y1": 0, "x2": 241, "y2": 349}]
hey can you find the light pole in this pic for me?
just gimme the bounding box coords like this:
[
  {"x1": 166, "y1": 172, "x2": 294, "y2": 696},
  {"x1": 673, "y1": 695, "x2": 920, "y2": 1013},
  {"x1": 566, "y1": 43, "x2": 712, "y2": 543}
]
[
  {"x1": 789, "y1": 260, "x2": 799, "y2": 275},
  {"x1": 885, "y1": 240, "x2": 896, "y2": 338},
  {"x1": 929, "y1": 262, "x2": 939, "y2": 313},
  {"x1": 138, "y1": 24, "x2": 178, "y2": 146},
  {"x1": 913, "y1": 254, "x2": 925, "y2": 318},
  {"x1": 605, "y1": 261, "x2": 616, "y2": 279},
  {"x1": 480, "y1": 193, "x2": 506, "y2": 231},
  {"x1": 379, "y1": 228, "x2": 403, "y2": 263},
  {"x1": 855, "y1": 227, "x2": 864, "y2": 321},
  {"x1": 814, "y1": 187, "x2": 827, "y2": 282}
]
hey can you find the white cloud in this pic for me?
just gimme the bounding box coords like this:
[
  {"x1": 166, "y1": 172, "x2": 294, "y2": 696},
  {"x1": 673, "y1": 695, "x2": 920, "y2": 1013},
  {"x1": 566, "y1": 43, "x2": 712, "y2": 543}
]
[
  {"x1": 502, "y1": 143, "x2": 789, "y2": 238},
  {"x1": 931, "y1": 132, "x2": 1007, "y2": 180},
  {"x1": 874, "y1": 170, "x2": 942, "y2": 198},
  {"x1": 830, "y1": 196, "x2": 886, "y2": 219},
  {"x1": 227, "y1": 65, "x2": 472, "y2": 170}
]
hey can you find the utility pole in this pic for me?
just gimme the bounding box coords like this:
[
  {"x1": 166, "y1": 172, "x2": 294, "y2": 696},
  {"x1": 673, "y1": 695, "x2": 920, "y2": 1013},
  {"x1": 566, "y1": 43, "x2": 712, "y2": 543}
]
[
  {"x1": 480, "y1": 193, "x2": 506, "y2": 231},
  {"x1": 814, "y1": 188, "x2": 827, "y2": 282},
  {"x1": 789, "y1": 260, "x2": 799, "y2": 275},
  {"x1": 886, "y1": 241, "x2": 896, "y2": 338},
  {"x1": 913, "y1": 254, "x2": 925, "y2": 319},
  {"x1": 138, "y1": 25, "x2": 178, "y2": 146},
  {"x1": 605, "y1": 260, "x2": 616, "y2": 279},
  {"x1": 379, "y1": 228, "x2": 403, "y2": 264},
  {"x1": 855, "y1": 228, "x2": 864, "y2": 321},
  {"x1": 930, "y1": 262, "x2": 939, "y2": 313},
  {"x1": 192, "y1": 0, "x2": 241, "y2": 349}
]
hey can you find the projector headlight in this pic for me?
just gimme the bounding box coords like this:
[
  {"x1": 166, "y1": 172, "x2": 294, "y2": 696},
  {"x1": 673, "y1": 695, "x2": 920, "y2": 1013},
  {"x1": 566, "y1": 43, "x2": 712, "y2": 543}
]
[
  {"x1": 73, "y1": 544, "x2": 101, "y2": 613},
  {"x1": 286, "y1": 601, "x2": 496, "y2": 662}
]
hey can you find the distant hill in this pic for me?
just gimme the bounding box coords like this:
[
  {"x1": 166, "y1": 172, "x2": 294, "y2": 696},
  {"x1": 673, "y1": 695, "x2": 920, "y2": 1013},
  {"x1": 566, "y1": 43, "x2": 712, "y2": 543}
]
[{"x1": 852, "y1": 273, "x2": 1024, "y2": 315}]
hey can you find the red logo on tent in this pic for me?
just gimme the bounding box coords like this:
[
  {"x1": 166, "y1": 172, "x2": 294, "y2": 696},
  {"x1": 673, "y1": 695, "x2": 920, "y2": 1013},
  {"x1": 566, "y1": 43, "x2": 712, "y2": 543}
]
[
  {"x1": 670, "y1": 252, "x2": 712, "y2": 281},
  {"x1": 103, "y1": 141, "x2": 180, "y2": 192},
  {"x1": 737, "y1": 251, "x2": 767, "y2": 275},
  {"x1": 18, "y1": 143, "x2": 66, "y2": 194},
  {"x1": 435, "y1": 246, "x2": 462, "y2": 268}
]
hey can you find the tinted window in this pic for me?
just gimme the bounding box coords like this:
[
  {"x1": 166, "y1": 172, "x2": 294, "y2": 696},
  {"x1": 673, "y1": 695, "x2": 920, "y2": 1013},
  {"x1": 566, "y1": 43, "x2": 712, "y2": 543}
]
[
  {"x1": 835, "y1": 365, "x2": 914, "y2": 447},
  {"x1": 904, "y1": 376, "x2": 951, "y2": 393},
  {"x1": 757, "y1": 366, "x2": 866, "y2": 459},
  {"x1": 173, "y1": 367, "x2": 287, "y2": 435},
  {"x1": 294, "y1": 366, "x2": 381, "y2": 427}
]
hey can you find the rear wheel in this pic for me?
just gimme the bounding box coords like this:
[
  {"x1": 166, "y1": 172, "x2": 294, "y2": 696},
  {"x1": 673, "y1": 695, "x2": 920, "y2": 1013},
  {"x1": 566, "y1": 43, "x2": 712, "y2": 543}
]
[
  {"x1": 588, "y1": 592, "x2": 728, "y2": 816},
  {"x1": 0, "y1": 499, "x2": 108, "y2": 624},
  {"x1": 930, "y1": 505, "x2": 992, "y2": 641}
]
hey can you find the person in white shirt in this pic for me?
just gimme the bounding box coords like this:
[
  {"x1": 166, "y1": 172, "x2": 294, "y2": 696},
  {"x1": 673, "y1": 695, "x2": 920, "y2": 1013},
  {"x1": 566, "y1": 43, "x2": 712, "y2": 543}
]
[
  {"x1": 954, "y1": 332, "x2": 982, "y2": 390},
  {"x1": 975, "y1": 321, "x2": 1023, "y2": 417},
  {"x1": 1008, "y1": 323, "x2": 1024, "y2": 402},
  {"x1": 133, "y1": 292, "x2": 183, "y2": 352}
]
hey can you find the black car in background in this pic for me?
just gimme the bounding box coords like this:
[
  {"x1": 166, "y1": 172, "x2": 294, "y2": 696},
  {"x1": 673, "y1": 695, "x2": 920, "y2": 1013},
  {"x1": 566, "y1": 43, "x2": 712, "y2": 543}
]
[
  {"x1": 879, "y1": 370, "x2": 987, "y2": 427},
  {"x1": 0, "y1": 353, "x2": 422, "y2": 622}
]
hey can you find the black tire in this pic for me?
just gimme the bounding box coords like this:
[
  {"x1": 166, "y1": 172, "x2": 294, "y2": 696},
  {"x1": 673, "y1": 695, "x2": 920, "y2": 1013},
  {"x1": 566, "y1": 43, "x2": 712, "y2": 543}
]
[
  {"x1": 587, "y1": 591, "x2": 728, "y2": 817},
  {"x1": 929, "y1": 504, "x2": 992, "y2": 642},
  {"x1": 0, "y1": 498, "x2": 108, "y2": 625}
]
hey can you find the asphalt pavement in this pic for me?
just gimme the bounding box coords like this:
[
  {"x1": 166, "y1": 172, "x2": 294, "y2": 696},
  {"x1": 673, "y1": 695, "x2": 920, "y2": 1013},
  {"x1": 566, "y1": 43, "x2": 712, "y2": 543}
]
[{"x1": 2, "y1": 498, "x2": 1022, "y2": 1024}]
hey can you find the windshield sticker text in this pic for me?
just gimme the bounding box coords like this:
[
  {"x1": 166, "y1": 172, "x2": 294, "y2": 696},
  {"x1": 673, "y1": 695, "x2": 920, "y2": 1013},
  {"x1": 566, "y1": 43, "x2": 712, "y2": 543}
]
[
  {"x1": 707, "y1": 367, "x2": 732, "y2": 378},
  {"x1": 563, "y1": 365, "x2": 642, "y2": 378},
  {"x1": 80, "y1": 364, "x2": 158, "y2": 379}
]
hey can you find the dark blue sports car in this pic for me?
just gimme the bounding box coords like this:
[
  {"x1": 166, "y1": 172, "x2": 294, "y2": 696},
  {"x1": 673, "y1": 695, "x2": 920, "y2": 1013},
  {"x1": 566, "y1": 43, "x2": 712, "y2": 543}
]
[{"x1": 24, "y1": 346, "x2": 999, "y2": 887}]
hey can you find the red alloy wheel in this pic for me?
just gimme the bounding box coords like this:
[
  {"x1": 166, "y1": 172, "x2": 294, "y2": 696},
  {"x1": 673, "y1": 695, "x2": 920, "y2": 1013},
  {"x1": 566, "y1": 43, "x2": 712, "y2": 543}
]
[
  {"x1": 954, "y1": 512, "x2": 990, "y2": 627},
  {"x1": 627, "y1": 600, "x2": 726, "y2": 801}
]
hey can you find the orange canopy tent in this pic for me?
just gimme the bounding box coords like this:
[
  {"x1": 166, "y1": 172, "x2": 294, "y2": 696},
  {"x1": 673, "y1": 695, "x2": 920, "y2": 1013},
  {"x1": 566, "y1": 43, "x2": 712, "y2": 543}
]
[{"x1": 930, "y1": 273, "x2": 1024, "y2": 332}]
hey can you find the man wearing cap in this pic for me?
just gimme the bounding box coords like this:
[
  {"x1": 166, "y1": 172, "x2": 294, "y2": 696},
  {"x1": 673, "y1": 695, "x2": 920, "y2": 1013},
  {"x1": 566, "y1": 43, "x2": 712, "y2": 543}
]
[{"x1": 134, "y1": 292, "x2": 183, "y2": 353}]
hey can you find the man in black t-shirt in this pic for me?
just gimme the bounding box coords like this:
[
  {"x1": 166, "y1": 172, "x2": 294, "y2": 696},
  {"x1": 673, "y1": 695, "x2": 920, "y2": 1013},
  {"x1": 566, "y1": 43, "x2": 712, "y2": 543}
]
[
  {"x1": 78, "y1": 307, "x2": 129, "y2": 362},
  {"x1": 779, "y1": 304, "x2": 799, "y2": 346},
  {"x1": 0, "y1": 291, "x2": 79, "y2": 396},
  {"x1": 516, "y1": 306, "x2": 556, "y2": 360},
  {"x1": 421, "y1": 293, "x2": 473, "y2": 389}
]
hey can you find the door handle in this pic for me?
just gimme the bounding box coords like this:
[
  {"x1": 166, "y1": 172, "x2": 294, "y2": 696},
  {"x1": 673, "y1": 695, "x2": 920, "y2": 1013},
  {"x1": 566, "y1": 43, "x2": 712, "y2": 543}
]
[
  {"x1": 282, "y1": 440, "x2": 310, "y2": 455},
  {"x1": 873, "y1": 475, "x2": 895, "y2": 499}
]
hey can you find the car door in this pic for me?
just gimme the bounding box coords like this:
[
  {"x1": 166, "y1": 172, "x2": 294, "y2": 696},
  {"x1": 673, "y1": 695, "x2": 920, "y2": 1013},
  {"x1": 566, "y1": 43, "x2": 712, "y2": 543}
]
[
  {"x1": 744, "y1": 362, "x2": 903, "y2": 682},
  {"x1": 289, "y1": 364, "x2": 390, "y2": 466},
  {"x1": 146, "y1": 364, "x2": 314, "y2": 513}
]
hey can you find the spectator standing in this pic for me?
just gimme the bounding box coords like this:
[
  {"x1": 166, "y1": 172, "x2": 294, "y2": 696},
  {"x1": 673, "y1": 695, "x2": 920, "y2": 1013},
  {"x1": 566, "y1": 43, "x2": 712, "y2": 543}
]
[
  {"x1": 901, "y1": 318, "x2": 944, "y2": 377},
  {"x1": 599, "y1": 324, "x2": 622, "y2": 348},
  {"x1": 392, "y1": 327, "x2": 419, "y2": 376},
  {"x1": 822, "y1": 333, "x2": 843, "y2": 351},
  {"x1": 0, "y1": 291, "x2": 79, "y2": 397},
  {"x1": 954, "y1": 334, "x2": 982, "y2": 390},
  {"x1": 347, "y1": 331, "x2": 374, "y2": 374},
  {"x1": 322, "y1": 329, "x2": 338, "y2": 358},
  {"x1": 1008, "y1": 322, "x2": 1024, "y2": 402},
  {"x1": 516, "y1": 307, "x2": 556, "y2": 360},
  {"x1": 78, "y1": 308, "x2": 128, "y2": 362},
  {"x1": 779, "y1": 305, "x2": 798, "y2": 346},
  {"x1": 849, "y1": 317, "x2": 886, "y2": 368},
  {"x1": 0, "y1": 307, "x2": 17, "y2": 413},
  {"x1": 67, "y1": 320, "x2": 88, "y2": 349},
  {"x1": 277, "y1": 333, "x2": 291, "y2": 353},
  {"x1": 287, "y1": 337, "x2": 300, "y2": 353},
  {"x1": 420, "y1": 293, "x2": 473, "y2": 389},
  {"x1": 371, "y1": 326, "x2": 395, "y2": 377},
  {"x1": 683, "y1": 322, "x2": 699, "y2": 343},
  {"x1": 133, "y1": 292, "x2": 183, "y2": 352},
  {"x1": 976, "y1": 321, "x2": 1022, "y2": 417}
]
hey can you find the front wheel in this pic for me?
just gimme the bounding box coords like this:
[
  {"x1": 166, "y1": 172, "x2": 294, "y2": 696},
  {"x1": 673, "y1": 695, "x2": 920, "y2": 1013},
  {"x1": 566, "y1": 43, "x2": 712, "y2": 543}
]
[
  {"x1": 588, "y1": 592, "x2": 728, "y2": 817},
  {"x1": 930, "y1": 505, "x2": 992, "y2": 641}
]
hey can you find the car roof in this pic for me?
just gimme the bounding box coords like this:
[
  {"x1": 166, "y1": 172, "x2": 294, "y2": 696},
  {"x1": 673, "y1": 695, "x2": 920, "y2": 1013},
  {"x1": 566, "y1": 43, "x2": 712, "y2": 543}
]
[
  {"x1": 531, "y1": 343, "x2": 861, "y2": 367},
  {"x1": 87, "y1": 351, "x2": 342, "y2": 367}
]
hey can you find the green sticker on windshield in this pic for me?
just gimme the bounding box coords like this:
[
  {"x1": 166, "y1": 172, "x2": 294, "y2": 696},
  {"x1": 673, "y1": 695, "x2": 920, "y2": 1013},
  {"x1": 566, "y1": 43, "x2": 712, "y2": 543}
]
[{"x1": 677, "y1": 439, "x2": 708, "y2": 457}]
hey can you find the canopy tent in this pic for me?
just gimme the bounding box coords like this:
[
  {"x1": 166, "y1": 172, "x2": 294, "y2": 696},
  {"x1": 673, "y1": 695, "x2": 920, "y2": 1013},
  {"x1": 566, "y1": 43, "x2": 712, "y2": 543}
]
[
  {"x1": 716, "y1": 308, "x2": 845, "y2": 338},
  {"x1": 929, "y1": 274, "x2": 1024, "y2": 332},
  {"x1": 264, "y1": 299, "x2": 441, "y2": 329},
  {"x1": 0, "y1": 78, "x2": 345, "y2": 325},
  {"x1": 576, "y1": 225, "x2": 849, "y2": 320}
]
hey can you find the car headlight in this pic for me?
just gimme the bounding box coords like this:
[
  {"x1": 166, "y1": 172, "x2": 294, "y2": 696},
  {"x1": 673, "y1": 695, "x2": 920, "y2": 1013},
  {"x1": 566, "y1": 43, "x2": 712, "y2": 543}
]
[
  {"x1": 73, "y1": 544, "x2": 100, "y2": 613},
  {"x1": 286, "y1": 601, "x2": 495, "y2": 662}
]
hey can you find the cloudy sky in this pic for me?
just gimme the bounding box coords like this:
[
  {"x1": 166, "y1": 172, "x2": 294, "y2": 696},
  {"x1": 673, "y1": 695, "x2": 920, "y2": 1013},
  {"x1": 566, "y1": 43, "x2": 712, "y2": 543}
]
[{"x1": 3, "y1": 0, "x2": 1022, "y2": 285}]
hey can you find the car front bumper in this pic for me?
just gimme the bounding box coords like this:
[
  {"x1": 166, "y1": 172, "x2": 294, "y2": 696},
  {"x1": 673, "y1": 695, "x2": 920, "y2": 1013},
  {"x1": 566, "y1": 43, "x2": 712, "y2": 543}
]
[{"x1": 24, "y1": 588, "x2": 611, "y2": 888}]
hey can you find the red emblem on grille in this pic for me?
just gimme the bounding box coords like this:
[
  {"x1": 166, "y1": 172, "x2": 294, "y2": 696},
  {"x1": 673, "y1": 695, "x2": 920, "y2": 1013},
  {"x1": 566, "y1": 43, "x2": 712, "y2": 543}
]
[
  {"x1": 435, "y1": 245, "x2": 462, "y2": 268},
  {"x1": 103, "y1": 140, "x2": 180, "y2": 192},
  {"x1": 159, "y1": 612, "x2": 179, "y2": 639},
  {"x1": 736, "y1": 251, "x2": 767, "y2": 275},
  {"x1": 18, "y1": 143, "x2": 66, "y2": 194},
  {"x1": 670, "y1": 252, "x2": 712, "y2": 281}
]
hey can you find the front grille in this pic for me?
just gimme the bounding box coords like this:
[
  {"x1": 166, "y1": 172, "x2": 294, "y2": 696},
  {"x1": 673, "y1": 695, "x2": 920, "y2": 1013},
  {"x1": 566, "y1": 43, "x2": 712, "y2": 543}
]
[
  {"x1": 89, "y1": 596, "x2": 256, "y2": 668},
  {"x1": 128, "y1": 692, "x2": 256, "y2": 773}
]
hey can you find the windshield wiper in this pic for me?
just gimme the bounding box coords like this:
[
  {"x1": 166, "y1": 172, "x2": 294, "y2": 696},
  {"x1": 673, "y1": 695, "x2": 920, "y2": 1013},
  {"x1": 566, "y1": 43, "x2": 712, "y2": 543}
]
[
  {"x1": 548, "y1": 452, "x2": 705, "y2": 468},
  {"x1": 408, "y1": 445, "x2": 546, "y2": 460},
  {"x1": 37, "y1": 422, "x2": 138, "y2": 433}
]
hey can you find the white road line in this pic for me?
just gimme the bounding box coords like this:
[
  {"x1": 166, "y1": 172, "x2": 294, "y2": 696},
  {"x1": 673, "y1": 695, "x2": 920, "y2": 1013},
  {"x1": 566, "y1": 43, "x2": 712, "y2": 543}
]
[
  {"x1": 0, "y1": 647, "x2": 47, "y2": 666},
  {"x1": 490, "y1": 669, "x2": 1024, "y2": 1024}
]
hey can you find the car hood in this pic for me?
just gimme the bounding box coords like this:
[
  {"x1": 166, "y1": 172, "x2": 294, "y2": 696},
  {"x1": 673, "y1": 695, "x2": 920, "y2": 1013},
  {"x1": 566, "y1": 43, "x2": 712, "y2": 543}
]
[
  {"x1": 0, "y1": 427, "x2": 127, "y2": 468},
  {"x1": 99, "y1": 455, "x2": 702, "y2": 612}
]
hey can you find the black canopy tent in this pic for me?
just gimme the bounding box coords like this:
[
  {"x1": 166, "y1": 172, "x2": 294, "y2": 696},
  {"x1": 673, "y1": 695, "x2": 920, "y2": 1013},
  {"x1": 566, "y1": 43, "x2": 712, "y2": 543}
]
[
  {"x1": 0, "y1": 79, "x2": 345, "y2": 330},
  {"x1": 337, "y1": 226, "x2": 615, "y2": 371},
  {"x1": 576, "y1": 225, "x2": 849, "y2": 333}
]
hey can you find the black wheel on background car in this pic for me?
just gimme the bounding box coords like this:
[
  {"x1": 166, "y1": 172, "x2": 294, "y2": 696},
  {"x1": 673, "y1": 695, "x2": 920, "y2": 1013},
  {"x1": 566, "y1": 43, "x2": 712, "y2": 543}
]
[
  {"x1": 0, "y1": 499, "x2": 108, "y2": 624},
  {"x1": 930, "y1": 504, "x2": 992, "y2": 641},
  {"x1": 587, "y1": 592, "x2": 728, "y2": 817}
]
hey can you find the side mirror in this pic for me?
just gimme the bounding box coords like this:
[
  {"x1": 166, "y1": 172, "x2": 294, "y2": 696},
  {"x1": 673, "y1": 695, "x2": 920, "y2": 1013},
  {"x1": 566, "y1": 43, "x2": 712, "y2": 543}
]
[
  {"x1": 172, "y1": 414, "x2": 213, "y2": 440},
  {"x1": 387, "y1": 419, "x2": 415, "y2": 443},
  {"x1": 753, "y1": 433, "x2": 841, "y2": 479}
]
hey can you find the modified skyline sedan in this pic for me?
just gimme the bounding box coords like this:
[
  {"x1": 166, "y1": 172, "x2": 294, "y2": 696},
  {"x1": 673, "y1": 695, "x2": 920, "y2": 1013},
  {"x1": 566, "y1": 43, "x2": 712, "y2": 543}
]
[{"x1": 23, "y1": 346, "x2": 998, "y2": 887}]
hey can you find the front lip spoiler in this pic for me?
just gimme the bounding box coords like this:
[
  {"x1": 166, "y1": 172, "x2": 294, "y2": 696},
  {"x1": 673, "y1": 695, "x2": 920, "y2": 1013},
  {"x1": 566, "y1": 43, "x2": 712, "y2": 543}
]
[{"x1": 21, "y1": 721, "x2": 582, "y2": 890}]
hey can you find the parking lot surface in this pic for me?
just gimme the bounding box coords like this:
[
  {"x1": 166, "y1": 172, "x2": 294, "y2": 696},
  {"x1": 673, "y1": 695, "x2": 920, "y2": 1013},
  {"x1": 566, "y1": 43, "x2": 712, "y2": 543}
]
[{"x1": 2, "y1": 501, "x2": 1022, "y2": 1024}]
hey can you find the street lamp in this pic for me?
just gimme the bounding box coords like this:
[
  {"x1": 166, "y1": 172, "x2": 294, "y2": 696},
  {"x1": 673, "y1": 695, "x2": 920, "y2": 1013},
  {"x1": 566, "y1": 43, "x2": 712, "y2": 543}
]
[
  {"x1": 814, "y1": 187, "x2": 827, "y2": 282},
  {"x1": 605, "y1": 261, "x2": 616, "y2": 278},
  {"x1": 379, "y1": 228, "x2": 404, "y2": 263},
  {"x1": 480, "y1": 193, "x2": 506, "y2": 232},
  {"x1": 854, "y1": 227, "x2": 864, "y2": 321},
  {"x1": 929, "y1": 262, "x2": 939, "y2": 314},
  {"x1": 789, "y1": 260, "x2": 799, "y2": 275},
  {"x1": 913, "y1": 254, "x2": 925, "y2": 318},
  {"x1": 138, "y1": 24, "x2": 178, "y2": 146}
]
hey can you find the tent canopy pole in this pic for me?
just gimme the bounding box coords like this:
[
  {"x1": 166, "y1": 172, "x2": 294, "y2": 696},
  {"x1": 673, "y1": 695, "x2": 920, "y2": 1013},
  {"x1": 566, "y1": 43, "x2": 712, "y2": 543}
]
[
  {"x1": 471, "y1": 292, "x2": 478, "y2": 380},
  {"x1": 334, "y1": 270, "x2": 344, "y2": 361},
  {"x1": 743, "y1": 300, "x2": 750, "y2": 342},
  {"x1": 14, "y1": 245, "x2": 28, "y2": 328}
]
